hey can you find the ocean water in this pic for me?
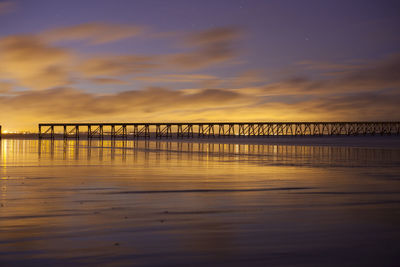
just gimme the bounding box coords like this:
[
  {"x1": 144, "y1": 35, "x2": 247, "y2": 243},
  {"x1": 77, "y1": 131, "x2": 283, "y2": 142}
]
[{"x1": 0, "y1": 138, "x2": 400, "y2": 266}]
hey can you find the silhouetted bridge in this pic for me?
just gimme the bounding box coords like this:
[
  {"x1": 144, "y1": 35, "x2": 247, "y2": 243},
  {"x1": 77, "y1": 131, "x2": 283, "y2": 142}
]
[{"x1": 38, "y1": 122, "x2": 400, "y2": 139}]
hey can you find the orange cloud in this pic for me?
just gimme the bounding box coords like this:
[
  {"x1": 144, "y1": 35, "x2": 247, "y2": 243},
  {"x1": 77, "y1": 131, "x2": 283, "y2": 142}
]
[
  {"x1": 134, "y1": 74, "x2": 218, "y2": 83},
  {"x1": 0, "y1": 81, "x2": 12, "y2": 93},
  {"x1": 79, "y1": 55, "x2": 155, "y2": 77},
  {"x1": 0, "y1": 25, "x2": 244, "y2": 91},
  {"x1": 0, "y1": 86, "x2": 251, "y2": 130},
  {"x1": 0, "y1": 35, "x2": 72, "y2": 89},
  {"x1": 1, "y1": 83, "x2": 399, "y2": 131},
  {"x1": 90, "y1": 78, "x2": 128, "y2": 85}
]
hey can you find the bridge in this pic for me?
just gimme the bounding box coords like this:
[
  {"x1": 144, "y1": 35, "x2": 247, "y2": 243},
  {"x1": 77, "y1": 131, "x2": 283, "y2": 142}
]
[{"x1": 38, "y1": 122, "x2": 400, "y2": 139}]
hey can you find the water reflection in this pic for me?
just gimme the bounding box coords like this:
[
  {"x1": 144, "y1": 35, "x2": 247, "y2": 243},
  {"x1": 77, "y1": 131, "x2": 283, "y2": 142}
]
[
  {"x1": 30, "y1": 139, "x2": 400, "y2": 168},
  {"x1": 1, "y1": 139, "x2": 400, "y2": 266}
]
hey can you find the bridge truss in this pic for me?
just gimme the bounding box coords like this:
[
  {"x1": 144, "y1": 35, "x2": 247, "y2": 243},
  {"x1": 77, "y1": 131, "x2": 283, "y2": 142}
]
[{"x1": 38, "y1": 122, "x2": 400, "y2": 139}]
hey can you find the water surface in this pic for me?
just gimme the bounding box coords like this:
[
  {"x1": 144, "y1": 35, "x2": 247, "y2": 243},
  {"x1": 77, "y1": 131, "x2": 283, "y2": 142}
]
[{"x1": 1, "y1": 139, "x2": 400, "y2": 266}]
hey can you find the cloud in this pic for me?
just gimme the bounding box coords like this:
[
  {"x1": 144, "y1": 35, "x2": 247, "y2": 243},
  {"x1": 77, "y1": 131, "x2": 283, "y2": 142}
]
[
  {"x1": 289, "y1": 91, "x2": 400, "y2": 121},
  {"x1": 219, "y1": 70, "x2": 266, "y2": 88},
  {"x1": 2, "y1": 49, "x2": 400, "y2": 131},
  {"x1": 169, "y1": 27, "x2": 242, "y2": 69},
  {"x1": 90, "y1": 78, "x2": 128, "y2": 85},
  {"x1": 0, "y1": 25, "x2": 242, "y2": 91},
  {"x1": 2, "y1": 81, "x2": 399, "y2": 131},
  {"x1": 134, "y1": 70, "x2": 267, "y2": 89},
  {"x1": 3, "y1": 87, "x2": 247, "y2": 117},
  {"x1": 135, "y1": 71, "x2": 265, "y2": 88},
  {"x1": 295, "y1": 60, "x2": 364, "y2": 72},
  {"x1": 174, "y1": 90, "x2": 400, "y2": 122},
  {"x1": 261, "y1": 54, "x2": 400, "y2": 95},
  {"x1": 0, "y1": 86, "x2": 252, "y2": 130},
  {"x1": 134, "y1": 74, "x2": 218, "y2": 83},
  {"x1": 0, "y1": 1, "x2": 15, "y2": 15},
  {"x1": 0, "y1": 21, "x2": 399, "y2": 131},
  {"x1": 339, "y1": 54, "x2": 400, "y2": 89},
  {"x1": 0, "y1": 32, "x2": 154, "y2": 89},
  {"x1": 79, "y1": 55, "x2": 155, "y2": 77},
  {"x1": 0, "y1": 35, "x2": 72, "y2": 89},
  {"x1": 42, "y1": 22, "x2": 144, "y2": 44},
  {"x1": 0, "y1": 81, "x2": 12, "y2": 93}
]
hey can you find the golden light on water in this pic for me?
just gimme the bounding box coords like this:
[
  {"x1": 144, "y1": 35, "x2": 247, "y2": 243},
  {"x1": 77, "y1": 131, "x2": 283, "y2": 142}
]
[{"x1": 1, "y1": 138, "x2": 400, "y2": 265}]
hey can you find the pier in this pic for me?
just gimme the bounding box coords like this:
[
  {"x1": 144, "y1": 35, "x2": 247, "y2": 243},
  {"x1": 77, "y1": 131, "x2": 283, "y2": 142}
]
[{"x1": 38, "y1": 122, "x2": 400, "y2": 139}]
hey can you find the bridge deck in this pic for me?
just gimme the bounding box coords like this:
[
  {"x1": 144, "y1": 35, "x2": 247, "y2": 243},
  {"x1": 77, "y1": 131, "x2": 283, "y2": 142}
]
[{"x1": 38, "y1": 122, "x2": 400, "y2": 139}]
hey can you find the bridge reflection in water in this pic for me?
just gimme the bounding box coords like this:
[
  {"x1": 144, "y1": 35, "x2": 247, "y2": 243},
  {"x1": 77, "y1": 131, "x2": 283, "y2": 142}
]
[
  {"x1": 38, "y1": 122, "x2": 400, "y2": 139},
  {"x1": 35, "y1": 139, "x2": 400, "y2": 168}
]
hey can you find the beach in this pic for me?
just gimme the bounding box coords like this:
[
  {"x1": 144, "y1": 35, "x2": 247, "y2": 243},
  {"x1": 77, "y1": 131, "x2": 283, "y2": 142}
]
[{"x1": 1, "y1": 137, "x2": 400, "y2": 266}]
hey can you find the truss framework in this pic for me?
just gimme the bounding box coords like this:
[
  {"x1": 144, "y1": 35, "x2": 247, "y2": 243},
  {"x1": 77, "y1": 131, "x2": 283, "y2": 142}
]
[{"x1": 37, "y1": 122, "x2": 400, "y2": 139}]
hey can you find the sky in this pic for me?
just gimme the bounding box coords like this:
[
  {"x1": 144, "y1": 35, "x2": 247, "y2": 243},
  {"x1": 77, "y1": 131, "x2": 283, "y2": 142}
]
[{"x1": 0, "y1": 0, "x2": 399, "y2": 131}]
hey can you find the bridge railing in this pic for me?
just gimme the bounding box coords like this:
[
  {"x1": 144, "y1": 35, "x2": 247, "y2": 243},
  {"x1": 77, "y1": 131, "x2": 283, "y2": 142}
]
[{"x1": 38, "y1": 122, "x2": 400, "y2": 139}]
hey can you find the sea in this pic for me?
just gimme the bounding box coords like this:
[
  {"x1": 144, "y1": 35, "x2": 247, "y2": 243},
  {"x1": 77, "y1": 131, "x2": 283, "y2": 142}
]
[{"x1": 1, "y1": 137, "x2": 400, "y2": 266}]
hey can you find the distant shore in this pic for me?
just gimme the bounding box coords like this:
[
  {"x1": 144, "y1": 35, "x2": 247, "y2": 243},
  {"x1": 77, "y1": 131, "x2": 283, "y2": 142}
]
[{"x1": 2, "y1": 134, "x2": 400, "y2": 148}]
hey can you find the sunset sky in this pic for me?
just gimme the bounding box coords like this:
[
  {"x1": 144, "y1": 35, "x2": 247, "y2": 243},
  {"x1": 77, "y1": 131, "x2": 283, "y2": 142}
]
[{"x1": 0, "y1": 0, "x2": 399, "y2": 131}]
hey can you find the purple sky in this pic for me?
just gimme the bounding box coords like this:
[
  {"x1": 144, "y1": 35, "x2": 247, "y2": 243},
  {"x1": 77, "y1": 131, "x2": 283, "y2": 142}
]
[{"x1": 0, "y1": 0, "x2": 399, "y2": 130}]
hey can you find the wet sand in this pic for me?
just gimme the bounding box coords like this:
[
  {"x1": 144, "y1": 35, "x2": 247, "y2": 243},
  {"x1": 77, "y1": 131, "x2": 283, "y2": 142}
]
[{"x1": 1, "y1": 138, "x2": 400, "y2": 266}]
